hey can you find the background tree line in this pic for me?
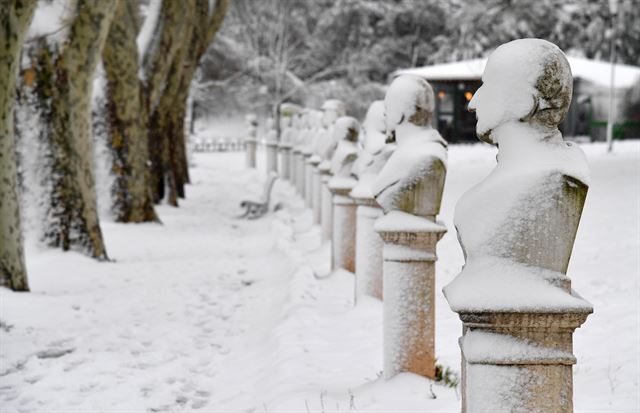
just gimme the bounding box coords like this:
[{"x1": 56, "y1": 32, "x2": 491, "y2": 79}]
[{"x1": 199, "y1": 0, "x2": 639, "y2": 120}]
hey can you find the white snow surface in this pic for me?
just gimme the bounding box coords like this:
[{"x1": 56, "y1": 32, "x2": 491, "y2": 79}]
[
  {"x1": 1, "y1": 140, "x2": 638, "y2": 412},
  {"x1": 136, "y1": 0, "x2": 162, "y2": 67},
  {"x1": 27, "y1": 0, "x2": 73, "y2": 44}
]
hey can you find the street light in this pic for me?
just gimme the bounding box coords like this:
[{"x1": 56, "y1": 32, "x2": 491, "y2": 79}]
[{"x1": 606, "y1": 0, "x2": 618, "y2": 153}]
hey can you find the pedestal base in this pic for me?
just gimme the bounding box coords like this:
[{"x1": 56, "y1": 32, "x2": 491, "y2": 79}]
[
  {"x1": 266, "y1": 142, "x2": 278, "y2": 174},
  {"x1": 279, "y1": 146, "x2": 292, "y2": 180},
  {"x1": 320, "y1": 171, "x2": 333, "y2": 242},
  {"x1": 329, "y1": 186, "x2": 357, "y2": 272},
  {"x1": 246, "y1": 140, "x2": 257, "y2": 168},
  {"x1": 312, "y1": 168, "x2": 322, "y2": 224},
  {"x1": 457, "y1": 311, "x2": 590, "y2": 413},
  {"x1": 353, "y1": 196, "x2": 383, "y2": 301},
  {"x1": 377, "y1": 215, "x2": 446, "y2": 380}
]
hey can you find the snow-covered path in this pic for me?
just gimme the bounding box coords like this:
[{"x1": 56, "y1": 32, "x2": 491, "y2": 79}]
[{"x1": 1, "y1": 142, "x2": 638, "y2": 412}]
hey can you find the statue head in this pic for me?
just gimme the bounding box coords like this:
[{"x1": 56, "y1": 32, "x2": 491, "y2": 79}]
[
  {"x1": 362, "y1": 100, "x2": 386, "y2": 152},
  {"x1": 468, "y1": 39, "x2": 573, "y2": 144},
  {"x1": 384, "y1": 75, "x2": 435, "y2": 143},
  {"x1": 322, "y1": 99, "x2": 347, "y2": 127},
  {"x1": 333, "y1": 116, "x2": 360, "y2": 144}
]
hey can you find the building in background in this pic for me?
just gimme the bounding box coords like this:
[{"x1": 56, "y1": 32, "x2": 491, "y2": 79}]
[{"x1": 395, "y1": 57, "x2": 640, "y2": 143}]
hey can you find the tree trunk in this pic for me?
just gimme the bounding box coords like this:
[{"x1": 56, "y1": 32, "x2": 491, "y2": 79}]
[
  {"x1": 0, "y1": 0, "x2": 37, "y2": 292},
  {"x1": 154, "y1": 0, "x2": 229, "y2": 204},
  {"x1": 31, "y1": 0, "x2": 116, "y2": 260},
  {"x1": 142, "y1": 0, "x2": 193, "y2": 204},
  {"x1": 103, "y1": 0, "x2": 158, "y2": 223}
]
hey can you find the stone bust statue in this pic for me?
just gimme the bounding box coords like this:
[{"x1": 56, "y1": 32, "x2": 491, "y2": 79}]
[
  {"x1": 316, "y1": 99, "x2": 346, "y2": 163},
  {"x1": 372, "y1": 75, "x2": 447, "y2": 220},
  {"x1": 329, "y1": 116, "x2": 360, "y2": 178},
  {"x1": 454, "y1": 38, "x2": 589, "y2": 292}
]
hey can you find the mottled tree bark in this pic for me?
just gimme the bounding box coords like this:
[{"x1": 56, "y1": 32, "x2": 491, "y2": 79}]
[
  {"x1": 153, "y1": 0, "x2": 229, "y2": 204},
  {"x1": 30, "y1": 0, "x2": 116, "y2": 260},
  {"x1": 103, "y1": 0, "x2": 158, "y2": 223},
  {"x1": 141, "y1": 0, "x2": 192, "y2": 204},
  {"x1": 0, "y1": 0, "x2": 37, "y2": 291}
]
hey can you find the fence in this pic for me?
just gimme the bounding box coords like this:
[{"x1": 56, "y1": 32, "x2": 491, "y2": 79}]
[{"x1": 193, "y1": 137, "x2": 247, "y2": 152}]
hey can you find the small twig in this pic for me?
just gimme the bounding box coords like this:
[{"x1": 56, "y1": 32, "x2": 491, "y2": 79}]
[{"x1": 429, "y1": 383, "x2": 437, "y2": 399}]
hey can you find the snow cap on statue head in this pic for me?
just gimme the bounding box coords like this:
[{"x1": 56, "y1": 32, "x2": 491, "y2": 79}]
[
  {"x1": 469, "y1": 38, "x2": 573, "y2": 144},
  {"x1": 332, "y1": 116, "x2": 360, "y2": 143},
  {"x1": 321, "y1": 99, "x2": 346, "y2": 127},
  {"x1": 384, "y1": 75, "x2": 434, "y2": 142}
]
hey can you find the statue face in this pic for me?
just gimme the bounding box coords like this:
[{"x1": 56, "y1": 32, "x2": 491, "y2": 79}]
[{"x1": 469, "y1": 57, "x2": 536, "y2": 144}]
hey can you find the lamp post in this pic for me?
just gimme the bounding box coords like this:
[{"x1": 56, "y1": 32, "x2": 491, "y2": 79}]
[{"x1": 606, "y1": 0, "x2": 618, "y2": 153}]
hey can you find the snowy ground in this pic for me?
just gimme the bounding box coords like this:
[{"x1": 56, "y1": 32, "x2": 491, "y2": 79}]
[{"x1": 1, "y1": 141, "x2": 638, "y2": 412}]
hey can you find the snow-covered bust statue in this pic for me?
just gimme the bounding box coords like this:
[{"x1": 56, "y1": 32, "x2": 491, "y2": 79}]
[
  {"x1": 351, "y1": 100, "x2": 394, "y2": 199},
  {"x1": 329, "y1": 116, "x2": 360, "y2": 178},
  {"x1": 372, "y1": 75, "x2": 447, "y2": 219},
  {"x1": 447, "y1": 39, "x2": 589, "y2": 303},
  {"x1": 316, "y1": 99, "x2": 347, "y2": 163}
]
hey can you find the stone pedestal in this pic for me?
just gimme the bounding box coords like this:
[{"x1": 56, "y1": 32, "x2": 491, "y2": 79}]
[
  {"x1": 376, "y1": 213, "x2": 446, "y2": 379},
  {"x1": 457, "y1": 310, "x2": 590, "y2": 413},
  {"x1": 245, "y1": 139, "x2": 257, "y2": 168},
  {"x1": 266, "y1": 141, "x2": 278, "y2": 174},
  {"x1": 304, "y1": 154, "x2": 316, "y2": 209},
  {"x1": 319, "y1": 163, "x2": 333, "y2": 242},
  {"x1": 289, "y1": 148, "x2": 298, "y2": 187},
  {"x1": 328, "y1": 181, "x2": 357, "y2": 273},
  {"x1": 352, "y1": 195, "x2": 383, "y2": 301},
  {"x1": 278, "y1": 145, "x2": 292, "y2": 181},
  {"x1": 295, "y1": 150, "x2": 305, "y2": 195},
  {"x1": 312, "y1": 164, "x2": 322, "y2": 224}
]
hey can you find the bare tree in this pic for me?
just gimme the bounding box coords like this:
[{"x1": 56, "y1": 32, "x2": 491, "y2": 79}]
[
  {"x1": 0, "y1": 0, "x2": 37, "y2": 291},
  {"x1": 149, "y1": 0, "x2": 229, "y2": 205},
  {"x1": 27, "y1": 0, "x2": 116, "y2": 259},
  {"x1": 103, "y1": 0, "x2": 158, "y2": 223}
]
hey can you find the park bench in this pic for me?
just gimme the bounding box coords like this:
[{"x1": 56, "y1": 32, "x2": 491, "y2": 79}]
[{"x1": 239, "y1": 172, "x2": 278, "y2": 219}]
